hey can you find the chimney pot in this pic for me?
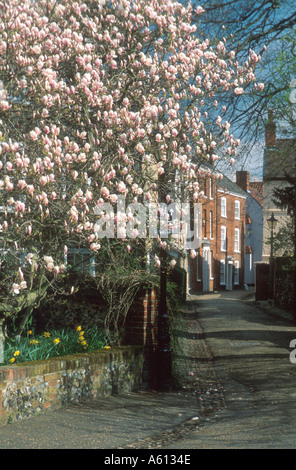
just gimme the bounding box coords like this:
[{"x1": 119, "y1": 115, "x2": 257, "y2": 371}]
[
  {"x1": 265, "y1": 110, "x2": 276, "y2": 147},
  {"x1": 236, "y1": 170, "x2": 249, "y2": 192}
]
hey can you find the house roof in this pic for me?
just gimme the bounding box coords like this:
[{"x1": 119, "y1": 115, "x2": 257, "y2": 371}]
[
  {"x1": 264, "y1": 138, "x2": 296, "y2": 181},
  {"x1": 249, "y1": 182, "x2": 263, "y2": 207},
  {"x1": 217, "y1": 173, "x2": 247, "y2": 198}
]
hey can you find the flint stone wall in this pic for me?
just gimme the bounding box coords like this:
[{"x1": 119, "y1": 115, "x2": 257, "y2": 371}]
[{"x1": 0, "y1": 346, "x2": 143, "y2": 427}]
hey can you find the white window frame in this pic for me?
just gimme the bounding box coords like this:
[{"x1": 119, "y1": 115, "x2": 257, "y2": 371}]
[
  {"x1": 235, "y1": 200, "x2": 240, "y2": 220},
  {"x1": 220, "y1": 259, "x2": 225, "y2": 285},
  {"x1": 234, "y1": 228, "x2": 240, "y2": 252},
  {"x1": 234, "y1": 260, "x2": 239, "y2": 285},
  {"x1": 221, "y1": 225, "x2": 227, "y2": 252},
  {"x1": 221, "y1": 197, "x2": 227, "y2": 218}
]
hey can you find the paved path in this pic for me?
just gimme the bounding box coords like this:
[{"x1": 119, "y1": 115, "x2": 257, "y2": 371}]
[{"x1": 163, "y1": 290, "x2": 296, "y2": 449}]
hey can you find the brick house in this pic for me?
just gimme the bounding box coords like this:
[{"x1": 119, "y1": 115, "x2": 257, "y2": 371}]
[{"x1": 190, "y1": 170, "x2": 247, "y2": 293}]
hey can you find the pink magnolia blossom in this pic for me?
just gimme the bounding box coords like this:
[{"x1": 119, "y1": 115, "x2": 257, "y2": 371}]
[
  {"x1": 136, "y1": 143, "x2": 145, "y2": 154},
  {"x1": 101, "y1": 187, "x2": 110, "y2": 199},
  {"x1": 117, "y1": 181, "x2": 126, "y2": 193},
  {"x1": 234, "y1": 87, "x2": 244, "y2": 95},
  {"x1": 190, "y1": 249, "x2": 197, "y2": 259},
  {"x1": 154, "y1": 255, "x2": 161, "y2": 268},
  {"x1": 0, "y1": 0, "x2": 262, "y2": 307}
]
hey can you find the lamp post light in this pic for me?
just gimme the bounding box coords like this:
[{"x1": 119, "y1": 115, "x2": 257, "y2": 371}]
[
  {"x1": 247, "y1": 225, "x2": 252, "y2": 238},
  {"x1": 267, "y1": 212, "x2": 278, "y2": 299},
  {"x1": 267, "y1": 212, "x2": 278, "y2": 261}
]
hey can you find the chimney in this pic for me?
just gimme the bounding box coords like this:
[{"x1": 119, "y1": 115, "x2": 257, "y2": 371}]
[
  {"x1": 265, "y1": 110, "x2": 276, "y2": 147},
  {"x1": 236, "y1": 170, "x2": 249, "y2": 192}
]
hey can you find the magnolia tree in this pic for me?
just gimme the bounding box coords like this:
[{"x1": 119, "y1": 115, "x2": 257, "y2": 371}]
[{"x1": 0, "y1": 0, "x2": 264, "y2": 336}]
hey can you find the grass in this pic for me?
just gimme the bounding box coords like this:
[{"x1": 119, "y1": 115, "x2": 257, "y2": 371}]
[{"x1": 2, "y1": 325, "x2": 111, "y2": 365}]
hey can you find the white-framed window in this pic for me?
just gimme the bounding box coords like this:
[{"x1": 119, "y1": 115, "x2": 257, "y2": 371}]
[
  {"x1": 221, "y1": 225, "x2": 227, "y2": 251},
  {"x1": 220, "y1": 259, "x2": 225, "y2": 285},
  {"x1": 209, "y1": 211, "x2": 213, "y2": 239},
  {"x1": 67, "y1": 248, "x2": 96, "y2": 275},
  {"x1": 203, "y1": 209, "x2": 207, "y2": 238},
  {"x1": 221, "y1": 197, "x2": 226, "y2": 218},
  {"x1": 209, "y1": 177, "x2": 212, "y2": 199},
  {"x1": 235, "y1": 200, "x2": 240, "y2": 220},
  {"x1": 196, "y1": 252, "x2": 200, "y2": 281},
  {"x1": 234, "y1": 228, "x2": 240, "y2": 252},
  {"x1": 234, "y1": 260, "x2": 239, "y2": 285}
]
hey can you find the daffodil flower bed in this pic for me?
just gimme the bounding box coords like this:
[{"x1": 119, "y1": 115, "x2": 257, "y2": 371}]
[{"x1": 2, "y1": 326, "x2": 111, "y2": 365}]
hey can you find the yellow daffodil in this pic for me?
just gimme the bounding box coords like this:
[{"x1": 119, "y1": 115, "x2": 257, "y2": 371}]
[
  {"x1": 76, "y1": 326, "x2": 82, "y2": 332},
  {"x1": 43, "y1": 332, "x2": 51, "y2": 338},
  {"x1": 28, "y1": 330, "x2": 32, "y2": 335},
  {"x1": 9, "y1": 357, "x2": 15, "y2": 363},
  {"x1": 13, "y1": 350, "x2": 20, "y2": 356},
  {"x1": 104, "y1": 346, "x2": 111, "y2": 350},
  {"x1": 30, "y1": 340, "x2": 39, "y2": 345},
  {"x1": 53, "y1": 338, "x2": 60, "y2": 345}
]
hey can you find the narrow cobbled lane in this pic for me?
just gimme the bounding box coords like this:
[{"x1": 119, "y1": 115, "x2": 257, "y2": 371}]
[{"x1": 164, "y1": 290, "x2": 296, "y2": 449}]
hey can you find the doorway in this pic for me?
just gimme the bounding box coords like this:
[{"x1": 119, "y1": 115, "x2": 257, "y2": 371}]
[
  {"x1": 226, "y1": 259, "x2": 233, "y2": 291},
  {"x1": 202, "y1": 247, "x2": 210, "y2": 292}
]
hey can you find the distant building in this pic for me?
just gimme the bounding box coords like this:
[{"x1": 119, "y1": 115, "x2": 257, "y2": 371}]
[
  {"x1": 262, "y1": 110, "x2": 296, "y2": 262},
  {"x1": 236, "y1": 171, "x2": 263, "y2": 285},
  {"x1": 188, "y1": 170, "x2": 247, "y2": 293}
]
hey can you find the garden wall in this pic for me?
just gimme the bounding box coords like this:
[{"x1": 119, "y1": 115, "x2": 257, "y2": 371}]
[
  {"x1": 273, "y1": 257, "x2": 296, "y2": 314},
  {"x1": 124, "y1": 288, "x2": 159, "y2": 389},
  {"x1": 0, "y1": 346, "x2": 143, "y2": 427},
  {"x1": 255, "y1": 262, "x2": 271, "y2": 300}
]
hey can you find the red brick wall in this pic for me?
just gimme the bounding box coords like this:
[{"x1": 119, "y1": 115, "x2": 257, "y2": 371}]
[
  {"x1": 192, "y1": 175, "x2": 217, "y2": 293},
  {"x1": 124, "y1": 288, "x2": 159, "y2": 388}
]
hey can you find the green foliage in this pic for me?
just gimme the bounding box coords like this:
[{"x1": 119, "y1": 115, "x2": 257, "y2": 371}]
[
  {"x1": 166, "y1": 280, "x2": 184, "y2": 313},
  {"x1": 267, "y1": 221, "x2": 295, "y2": 258},
  {"x1": 168, "y1": 266, "x2": 187, "y2": 303},
  {"x1": 2, "y1": 325, "x2": 110, "y2": 365},
  {"x1": 95, "y1": 265, "x2": 158, "y2": 343},
  {"x1": 271, "y1": 174, "x2": 296, "y2": 259}
]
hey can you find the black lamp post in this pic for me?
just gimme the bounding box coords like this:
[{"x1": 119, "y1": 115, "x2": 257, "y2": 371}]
[
  {"x1": 267, "y1": 212, "x2": 278, "y2": 261},
  {"x1": 155, "y1": 245, "x2": 172, "y2": 391},
  {"x1": 267, "y1": 212, "x2": 278, "y2": 299}
]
